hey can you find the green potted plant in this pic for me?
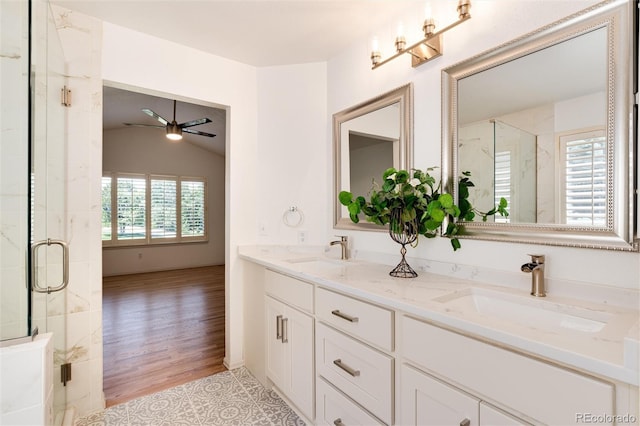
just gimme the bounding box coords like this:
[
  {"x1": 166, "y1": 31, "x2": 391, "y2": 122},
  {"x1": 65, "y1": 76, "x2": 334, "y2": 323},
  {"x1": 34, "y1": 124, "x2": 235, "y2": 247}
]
[{"x1": 338, "y1": 167, "x2": 508, "y2": 277}]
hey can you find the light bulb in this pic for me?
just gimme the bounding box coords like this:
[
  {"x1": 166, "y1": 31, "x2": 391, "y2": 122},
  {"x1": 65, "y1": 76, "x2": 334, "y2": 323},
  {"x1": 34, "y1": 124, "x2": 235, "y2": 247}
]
[
  {"x1": 371, "y1": 36, "x2": 379, "y2": 53},
  {"x1": 424, "y1": 3, "x2": 432, "y2": 20}
]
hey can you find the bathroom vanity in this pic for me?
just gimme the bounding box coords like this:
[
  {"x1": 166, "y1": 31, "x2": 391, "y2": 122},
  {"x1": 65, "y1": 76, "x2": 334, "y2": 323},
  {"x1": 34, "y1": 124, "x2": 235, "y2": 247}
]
[{"x1": 240, "y1": 246, "x2": 639, "y2": 426}]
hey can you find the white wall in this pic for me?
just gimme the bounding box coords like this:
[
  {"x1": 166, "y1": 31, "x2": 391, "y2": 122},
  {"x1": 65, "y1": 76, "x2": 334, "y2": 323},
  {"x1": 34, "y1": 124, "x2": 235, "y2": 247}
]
[
  {"x1": 320, "y1": 0, "x2": 639, "y2": 292},
  {"x1": 255, "y1": 62, "x2": 328, "y2": 246},
  {"x1": 102, "y1": 126, "x2": 225, "y2": 276}
]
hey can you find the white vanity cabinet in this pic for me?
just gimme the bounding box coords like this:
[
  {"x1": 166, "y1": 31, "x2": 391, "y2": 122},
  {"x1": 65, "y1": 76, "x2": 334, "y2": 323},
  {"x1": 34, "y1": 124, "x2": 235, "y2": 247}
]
[
  {"x1": 315, "y1": 287, "x2": 395, "y2": 425},
  {"x1": 400, "y1": 315, "x2": 615, "y2": 425},
  {"x1": 264, "y1": 270, "x2": 314, "y2": 421},
  {"x1": 400, "y1": 364, "x2": 527, "y2": 426}
]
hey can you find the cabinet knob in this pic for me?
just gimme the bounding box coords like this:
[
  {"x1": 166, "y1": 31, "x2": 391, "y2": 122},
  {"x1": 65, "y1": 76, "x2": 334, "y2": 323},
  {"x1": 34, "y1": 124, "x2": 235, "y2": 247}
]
[
  {"x1": 460, "y1": 419, "x2": 471, "y2": 426},
  {"x1": 333, "y1": 419, "x2": 344, "y2": 426}
]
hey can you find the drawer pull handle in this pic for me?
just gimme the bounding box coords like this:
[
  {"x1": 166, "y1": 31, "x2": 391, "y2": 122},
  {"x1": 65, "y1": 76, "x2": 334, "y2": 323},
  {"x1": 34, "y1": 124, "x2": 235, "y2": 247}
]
[
  {"x1": 276, "y1": 315, "x2": 283, "y2": 341},
  {"x1": 282, "y1": 317, "x2": 289, "y2": 343},
  {"x1": 460, "y1": 419, "x2": 470, "y2": 426},
  {"x1": 333, "y1": 359, "x2": 360, "y2": 377},
  {"x1": 333, "y1": 419, "x2": 344, "y2": 426},
  {"x1": 331, "y1": 309, "x2": 359, "y2": 323}
]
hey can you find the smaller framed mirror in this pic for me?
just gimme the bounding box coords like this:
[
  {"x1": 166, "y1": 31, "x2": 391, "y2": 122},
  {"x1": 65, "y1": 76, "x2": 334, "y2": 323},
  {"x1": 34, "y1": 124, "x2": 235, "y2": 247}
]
[{"x1": 333, "y1": 84, "x2": 413, "y2": 230}]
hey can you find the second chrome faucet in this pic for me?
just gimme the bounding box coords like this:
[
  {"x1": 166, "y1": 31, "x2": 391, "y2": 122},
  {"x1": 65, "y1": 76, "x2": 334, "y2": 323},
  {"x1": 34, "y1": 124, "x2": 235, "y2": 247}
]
[
  {"x1": 330, "y1": 236, "x2": 349, "y2": 260},
  {"x1": 521, "y1": 254, "x2": 545, "y2": 297}
]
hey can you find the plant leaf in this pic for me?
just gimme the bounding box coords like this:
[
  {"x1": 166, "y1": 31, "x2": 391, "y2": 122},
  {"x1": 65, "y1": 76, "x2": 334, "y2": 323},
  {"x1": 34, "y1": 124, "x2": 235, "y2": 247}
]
[
  {"x1": 396, "y1": 170, "x2": 409, "y2": 184},
  {"x1": 439, "y1": 193, "x2": 454, "y2": 208},
  {"x1": 382, "y1": 180, "x2": 395, "y2": 192},
  {"x1": 382, "y1": 168, "x2": 397, "y2": 180},
  {"x1": 338, "y1": 191, "x2": 353, "y2": 206}
]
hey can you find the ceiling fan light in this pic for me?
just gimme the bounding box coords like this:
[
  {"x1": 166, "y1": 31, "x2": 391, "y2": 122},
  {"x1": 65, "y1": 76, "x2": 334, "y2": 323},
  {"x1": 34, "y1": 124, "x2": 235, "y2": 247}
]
[{"x1": 166, "y1": 123, "x2": 182, "y2": 141}]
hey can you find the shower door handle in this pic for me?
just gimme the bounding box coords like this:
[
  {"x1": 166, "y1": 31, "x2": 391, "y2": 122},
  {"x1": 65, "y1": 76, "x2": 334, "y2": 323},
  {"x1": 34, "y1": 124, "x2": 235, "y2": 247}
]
[{"x1": 31, "y1": 238, "x2": 69, "y2": 294}]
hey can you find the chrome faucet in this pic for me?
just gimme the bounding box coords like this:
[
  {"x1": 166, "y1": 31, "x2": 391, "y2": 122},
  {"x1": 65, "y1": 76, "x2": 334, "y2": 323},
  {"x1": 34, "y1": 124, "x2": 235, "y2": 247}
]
[
  {"x1": 521, "y1": 254, "x2": 545, "y2": 297},
  {"x1": 330, "y1": 236, "x2": 349, "y2": 260}
]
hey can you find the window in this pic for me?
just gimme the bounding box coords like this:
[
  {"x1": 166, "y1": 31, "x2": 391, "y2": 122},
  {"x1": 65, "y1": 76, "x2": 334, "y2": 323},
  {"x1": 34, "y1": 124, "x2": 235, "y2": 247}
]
[
  {"x1": 117, "y1": 176, "x2": 146, "y2": 240},
  {"x1": 181, "y1": 180, "x2": 206, "y2": 238},
  {"x1": 151, "y1": 178, "x2": 177, "y2": 240},
  {"x1": 101, "y1": 176, "x2": 112, "y2": 240},
  {"x1": 494, "y1": 150, "x2": 511, "y2": 224},
  {"x1": 559, "y1": 129, "x2": 606, "y2": 226},
  {"x1": 102, "y1": 173, "x2": 207, "y2": 246}
]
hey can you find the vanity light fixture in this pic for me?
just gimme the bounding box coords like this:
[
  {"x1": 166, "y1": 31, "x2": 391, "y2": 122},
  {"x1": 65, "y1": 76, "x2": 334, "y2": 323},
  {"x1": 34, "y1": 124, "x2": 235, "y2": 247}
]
[{"x1": 371, "y1": 0, "x2": 471, "y2": 69}]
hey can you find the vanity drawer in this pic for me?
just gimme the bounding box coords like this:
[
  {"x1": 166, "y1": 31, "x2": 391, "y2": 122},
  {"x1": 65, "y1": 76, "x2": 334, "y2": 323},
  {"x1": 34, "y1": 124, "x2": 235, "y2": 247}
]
[
  {"x1": 316, "y1": 323, "x2": 393, "y2": 425},
  {"x1": 401, "y1": 316, "x2": 614, "y2": 425},
  {"x1": 316, "y1": 287, "x2": 393, "y2": 351},
  {"x1": 265, "y1": 269, "x2": 313, "y2": 313},
  {"x1": 316, "y1": 377, "x2": 384, "y2": 426}
]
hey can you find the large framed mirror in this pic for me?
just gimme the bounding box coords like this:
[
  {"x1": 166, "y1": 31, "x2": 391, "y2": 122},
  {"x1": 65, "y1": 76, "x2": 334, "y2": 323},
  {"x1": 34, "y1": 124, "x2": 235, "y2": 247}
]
[
  {"x1": 442, "y1": 0, "x2": 638, "y2": 251},
  {"x1": 334, "y1": 83, "x2": 413, "y2": 230}
]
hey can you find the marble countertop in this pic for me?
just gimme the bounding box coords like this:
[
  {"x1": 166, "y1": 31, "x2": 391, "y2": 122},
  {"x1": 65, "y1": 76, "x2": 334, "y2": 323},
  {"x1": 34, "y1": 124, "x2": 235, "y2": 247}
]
[{"x1": 239, "y1": 245, "x2": 640, "y2": 387}]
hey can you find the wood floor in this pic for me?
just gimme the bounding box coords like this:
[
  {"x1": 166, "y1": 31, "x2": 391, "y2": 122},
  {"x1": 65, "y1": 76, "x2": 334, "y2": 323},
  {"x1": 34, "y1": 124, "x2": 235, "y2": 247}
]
[{"x1": 102, "y1": 266, "x2": 226, "y2": 407}]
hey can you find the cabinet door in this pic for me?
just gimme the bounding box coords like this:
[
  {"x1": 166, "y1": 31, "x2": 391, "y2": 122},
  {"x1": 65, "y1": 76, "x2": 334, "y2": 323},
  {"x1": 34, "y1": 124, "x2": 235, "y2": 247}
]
[
  {"x1": 287, "y1": 306, "x2": 314, "y2": 420},
  {"x1": 480, "y1": 402, "x2": 530, "y2": 425},
  {"x1": 266, "y1": 296, "x2": 287, "y2": 390},
  {"x1": 400, "y1": 364, "x2": 479, "y2": 426}
]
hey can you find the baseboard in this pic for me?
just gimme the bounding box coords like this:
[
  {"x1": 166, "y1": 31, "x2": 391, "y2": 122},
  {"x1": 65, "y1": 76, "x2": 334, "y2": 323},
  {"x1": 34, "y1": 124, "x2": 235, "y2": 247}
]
[{"x1": 223, "y1": 357, "x2": 244, "y2": 370}]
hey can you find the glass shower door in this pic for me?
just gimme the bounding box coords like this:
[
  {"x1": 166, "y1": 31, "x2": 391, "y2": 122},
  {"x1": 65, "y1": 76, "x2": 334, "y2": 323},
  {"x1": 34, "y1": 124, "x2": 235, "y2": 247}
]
[{"x1": 30, "y1": 0, "x2": 69, "y2": 419}]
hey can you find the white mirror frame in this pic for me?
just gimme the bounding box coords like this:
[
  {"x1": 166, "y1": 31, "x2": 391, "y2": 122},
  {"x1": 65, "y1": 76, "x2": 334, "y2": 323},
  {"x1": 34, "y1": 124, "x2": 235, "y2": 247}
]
[
  {"x1": 334, "y1": 83, "x2": 414, "y2": 231},
  {"x1": 442, "y1": 0, "x2": 638, "y2": 251}
]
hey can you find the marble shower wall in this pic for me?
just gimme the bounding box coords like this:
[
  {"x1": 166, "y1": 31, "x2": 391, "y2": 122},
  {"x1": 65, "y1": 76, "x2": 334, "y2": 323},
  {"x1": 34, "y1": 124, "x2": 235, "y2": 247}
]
[{"x1": 51, "y1": 5, "x2": 104, "y2": 417}]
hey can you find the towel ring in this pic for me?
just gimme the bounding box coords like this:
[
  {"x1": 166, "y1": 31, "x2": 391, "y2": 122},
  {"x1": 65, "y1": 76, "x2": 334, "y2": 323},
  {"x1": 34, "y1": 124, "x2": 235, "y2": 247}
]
[{"x1": 283, "y1": 206, "x2": 304, "y2": 228}]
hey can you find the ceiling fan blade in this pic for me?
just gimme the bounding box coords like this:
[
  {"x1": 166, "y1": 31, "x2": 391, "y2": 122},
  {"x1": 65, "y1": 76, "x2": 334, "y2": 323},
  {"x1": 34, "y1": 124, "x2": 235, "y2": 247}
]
[
  {"x1": 179, "y1": 117, "x2": 212, "y2": 128},
  {"x1": 123, "y1": 123, "x2": 165, "y2": 129},
  {"x1": 141, "y1": 108, "x2": 169, "y2": 125},
  {"x1": 183, "y1": 128, "x2": 216, "y2": 138}
]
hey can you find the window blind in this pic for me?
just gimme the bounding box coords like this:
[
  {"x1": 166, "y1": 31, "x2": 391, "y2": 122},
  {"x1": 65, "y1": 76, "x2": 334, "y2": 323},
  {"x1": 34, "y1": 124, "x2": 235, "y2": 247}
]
[
  {"x1": 561, "y1": 132, "x2": 606, "y2": 226},
  {"x1": 116, "y1": 176, "x2": 146, "y2": 240},
  {"x1": 102, "y1": 173, "x2": 207, "y2": 246},
  {"x1": 101, "y1": 176, "x2": 112, "y2": 241},
  {"x1": 151, "y1": 178, "x2": 177, "y2": 239},
  {"x1": 181, "y1": 180, "x2": 205, "y2": 237},
  {"x1": 494, "y1": 151, "x2": 511, "y2": 223}
]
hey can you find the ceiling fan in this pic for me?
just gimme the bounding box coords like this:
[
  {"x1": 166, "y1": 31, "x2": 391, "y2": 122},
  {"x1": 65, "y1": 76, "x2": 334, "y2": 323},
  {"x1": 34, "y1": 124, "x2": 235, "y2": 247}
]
[{"x1": 124, "y1": 100, "x2": 216, "y2": 141}]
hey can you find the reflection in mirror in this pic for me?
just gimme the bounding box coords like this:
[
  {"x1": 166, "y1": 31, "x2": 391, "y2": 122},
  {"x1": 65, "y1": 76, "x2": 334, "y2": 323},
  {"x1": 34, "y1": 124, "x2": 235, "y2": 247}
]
[
  {"x1": 458, "y1": 28, "x2": 607, "y2": 226},
  {"x1": 346, "y1": 105, "x2": 399, "y2": 202},
  {"x1": 334, "y1": 84, "x2": 413, "y2": 230},
  {"x1": 443, "y1": 0, "x2": 637, "y2": 250}
]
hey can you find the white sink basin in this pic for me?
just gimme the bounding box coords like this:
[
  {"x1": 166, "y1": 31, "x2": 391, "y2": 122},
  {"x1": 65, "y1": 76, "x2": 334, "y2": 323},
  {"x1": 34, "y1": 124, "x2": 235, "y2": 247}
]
[
  {"x1": 284, "y1": 257, "x2": 346, "y2": 269},
  {"x1": 434, "y1": 288, "x2": 613, "y2": 334}
]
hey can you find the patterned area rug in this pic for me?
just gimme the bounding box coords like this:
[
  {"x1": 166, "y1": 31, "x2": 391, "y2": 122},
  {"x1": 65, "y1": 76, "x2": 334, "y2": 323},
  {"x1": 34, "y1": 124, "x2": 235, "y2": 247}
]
[{"x1": 76, "y1": 367, "x2": 305, "y2": 425}]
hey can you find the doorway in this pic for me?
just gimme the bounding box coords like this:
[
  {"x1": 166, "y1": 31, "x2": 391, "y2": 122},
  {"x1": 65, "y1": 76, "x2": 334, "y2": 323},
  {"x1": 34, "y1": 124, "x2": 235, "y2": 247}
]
[{"x1": 101, "y1": 85, "x2": 227, "y2": 405}]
